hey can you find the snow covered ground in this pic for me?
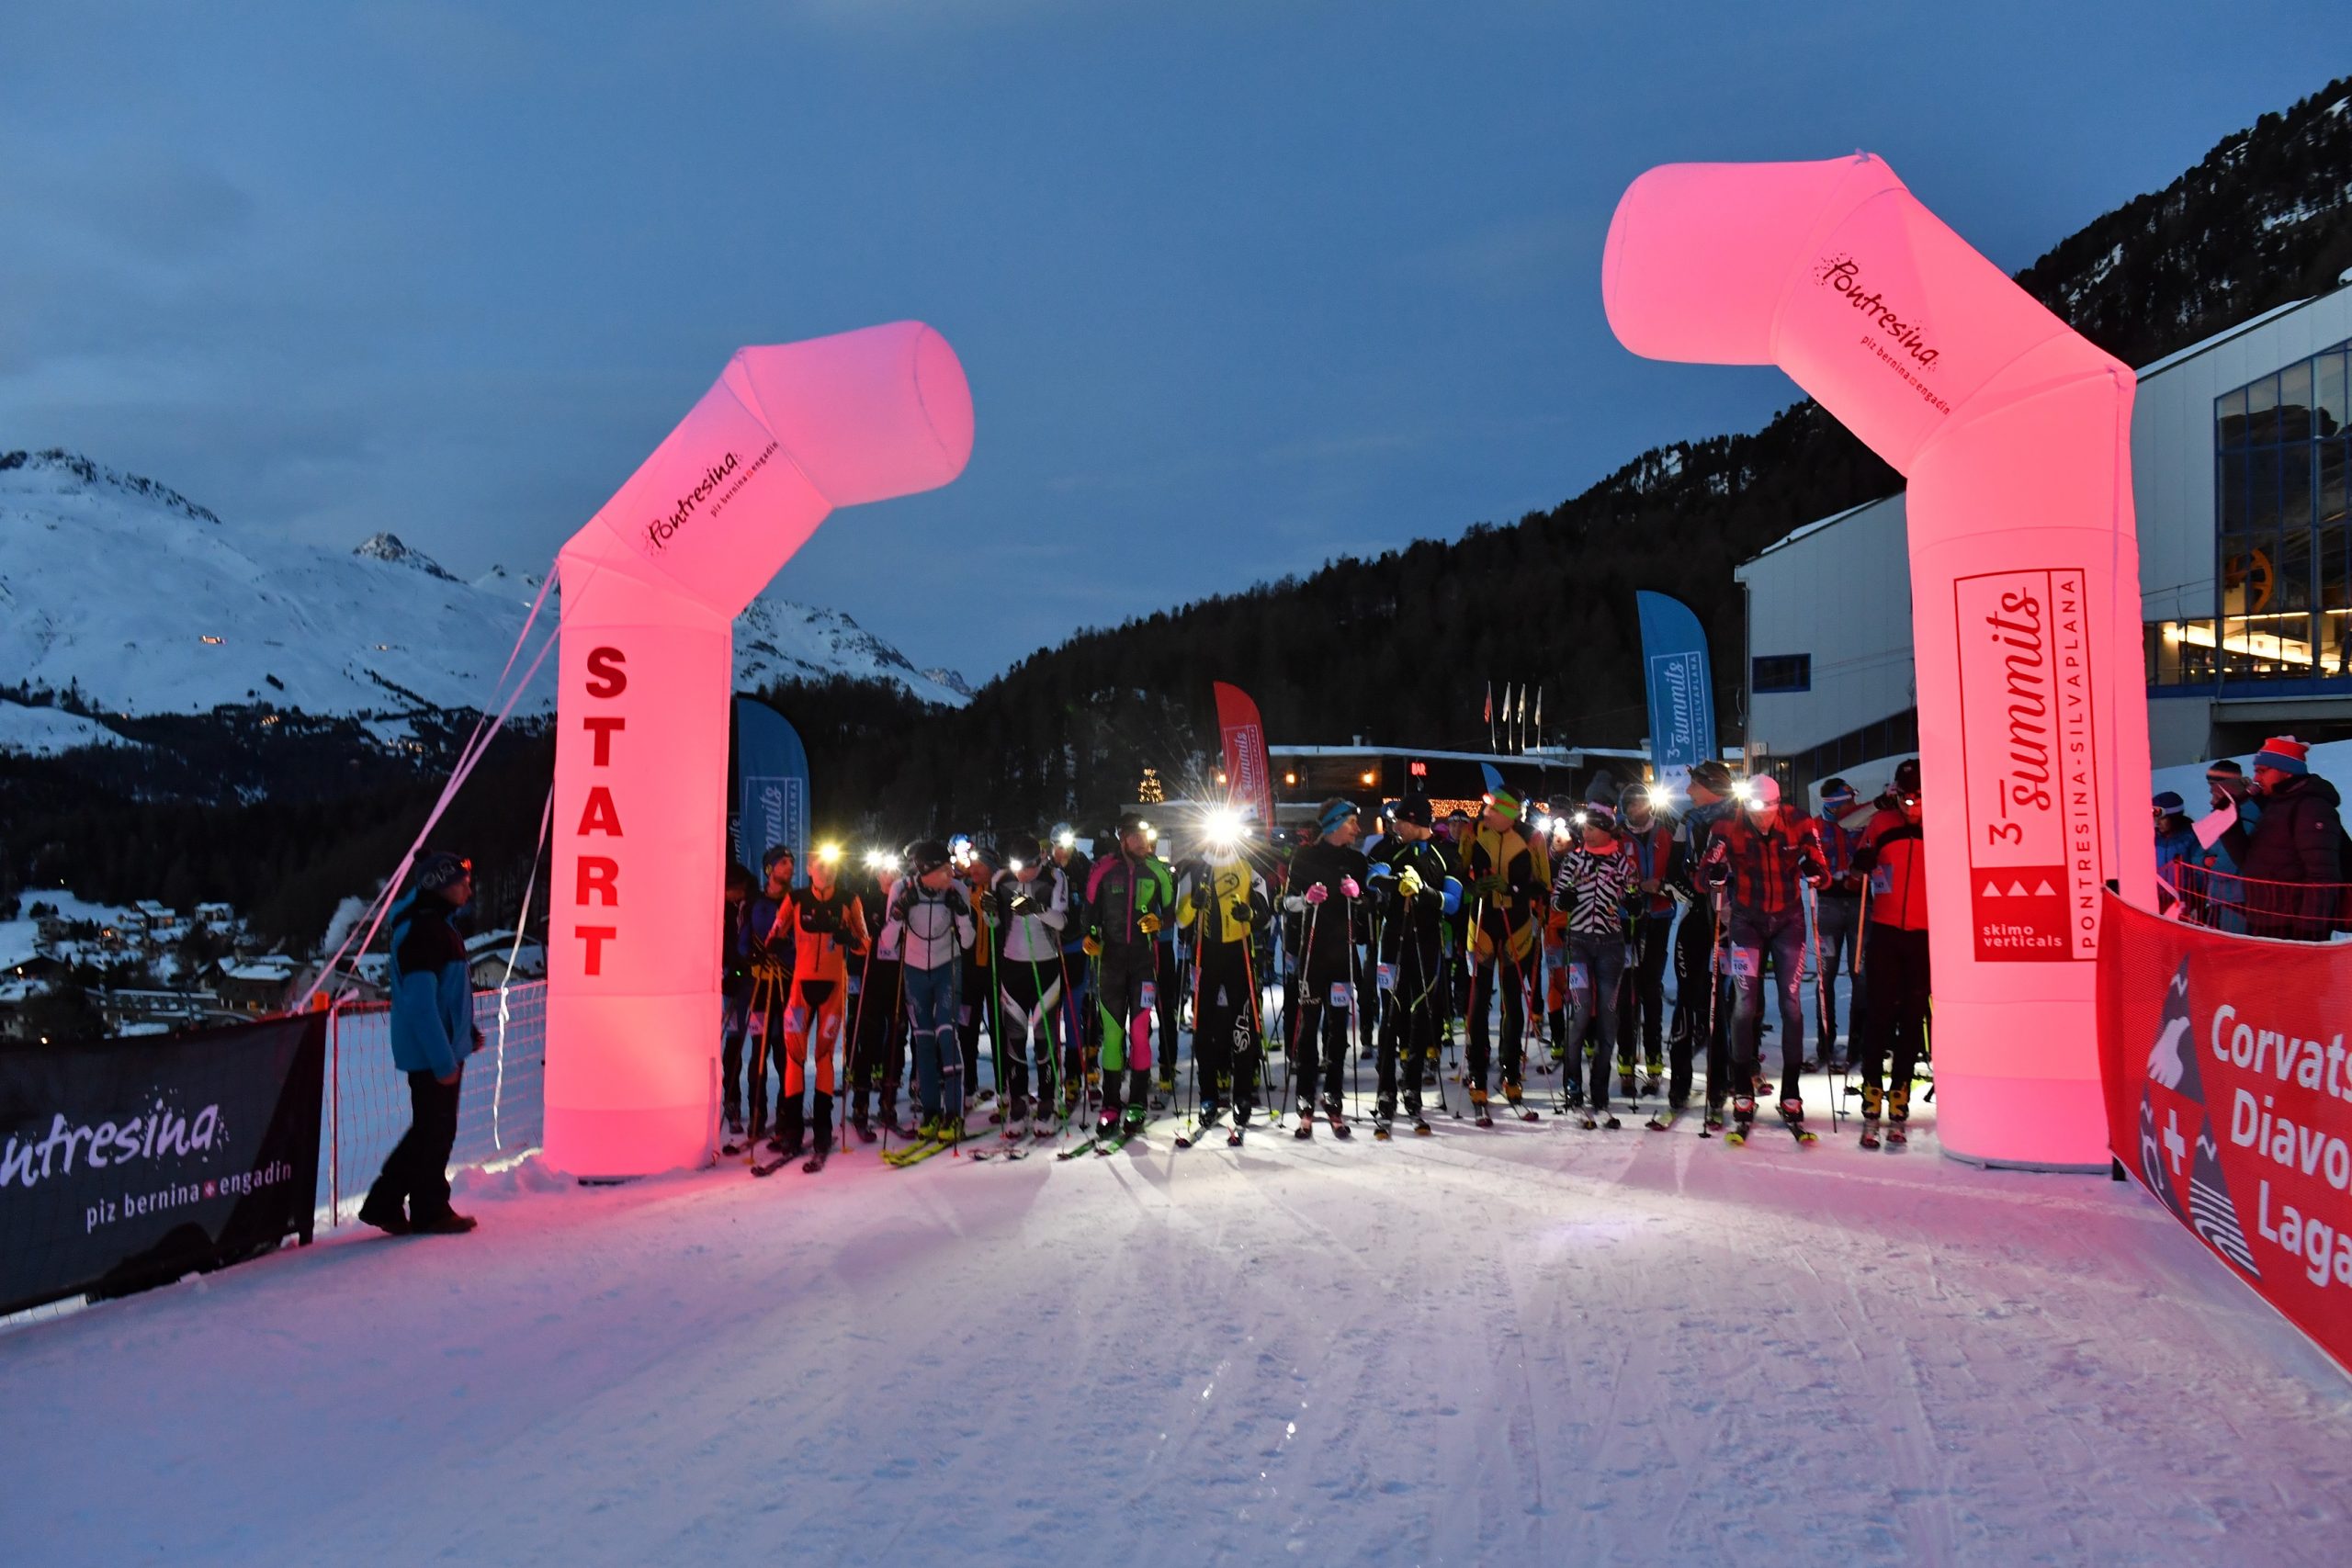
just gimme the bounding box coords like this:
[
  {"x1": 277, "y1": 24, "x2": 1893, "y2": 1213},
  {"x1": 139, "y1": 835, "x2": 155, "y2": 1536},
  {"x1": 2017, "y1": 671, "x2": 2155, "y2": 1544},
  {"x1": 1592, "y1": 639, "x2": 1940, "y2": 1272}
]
[{"x1": 7, "y1": 1062, "x2": 2350, "y2": 1566}]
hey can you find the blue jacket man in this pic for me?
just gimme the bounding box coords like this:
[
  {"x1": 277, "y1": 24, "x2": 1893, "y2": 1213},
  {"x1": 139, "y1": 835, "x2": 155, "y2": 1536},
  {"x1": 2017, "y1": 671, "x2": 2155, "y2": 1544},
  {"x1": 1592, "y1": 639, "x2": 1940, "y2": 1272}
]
[{"x1": 362, "y1": 851, "x2": 481, "y2": 1235}]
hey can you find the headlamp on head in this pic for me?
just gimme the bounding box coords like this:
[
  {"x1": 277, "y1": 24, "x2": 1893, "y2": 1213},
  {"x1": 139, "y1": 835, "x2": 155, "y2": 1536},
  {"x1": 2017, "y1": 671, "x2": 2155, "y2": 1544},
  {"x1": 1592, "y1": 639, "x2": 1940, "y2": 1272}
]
[
  {"x1": 1202, "y1": 807, "x2": 1243, "y2": 848},
  {"x1": 816, "y1": 842, "x2": 842, "y2": 865}
]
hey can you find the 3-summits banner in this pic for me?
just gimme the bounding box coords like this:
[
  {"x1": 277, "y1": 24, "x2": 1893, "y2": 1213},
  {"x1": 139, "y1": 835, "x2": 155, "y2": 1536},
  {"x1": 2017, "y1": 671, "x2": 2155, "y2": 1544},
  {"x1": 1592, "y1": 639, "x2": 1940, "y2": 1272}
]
[
  {"x1": 1634, "y1": 592, "x2": 1714, "y2": 787},
  {"x1": 0, "y1": 1012, "x2": 324, "y2": 1316},
  {"x1": 2098, "y1": 894, "x2": 2352, "y2": 1373}
]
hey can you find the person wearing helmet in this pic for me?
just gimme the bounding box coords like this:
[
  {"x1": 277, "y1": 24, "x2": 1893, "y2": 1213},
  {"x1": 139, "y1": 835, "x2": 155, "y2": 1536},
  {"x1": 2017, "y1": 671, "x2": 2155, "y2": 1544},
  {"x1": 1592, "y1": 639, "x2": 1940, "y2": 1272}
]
[
  {"x1": 1084, "y1": 812, "x2": 1177, "y2": 1139},
  {"x1": 1615, "y1": 783, "x2": 1678, "y2": 1103},
  {"x1": 1810, "y1": 777, "x2": 1871, "y2": 1073},
  {"x1": 1364, "y1": 795, "x2": 1460, "y2": 1136},
  {"x1": 1551, "y1": 801, "x2": 1641, "y2": 1127},
  {"x1": 947, "y1": 835, "x2": 999, "y2": 1110},
  {"x1": 1175, "y1": 826, "x2": 1272, "y2": 1133},
  {"x1": 1282, "y1": 797, "x2": 1372, "y2": 1136},
  {"x1": 1463, "y1": 788, "x2": 1542, "y2": 1125},
  {"x1": 763, "y1": 844, "x2": 870, "y2": 1169},
  {"x1": 889, "y1": 840, "x2": 978, "y2": 1146},
  {"x1": 1698, "y1": 774, "x2": 1827, "y2": 1139},
  {"x1": 1666, "y1": 761, "x2": 1738, "y2": 1124},
  {"x1": 1148, "y1": 822, "x2": 1183, "y2": 1106},
  {"x1": 847, "y1": 851, "x2": 910, "y2": 1140},
  {"x1": 1848, "y1": 758, "x2": 1928, "y2": 1145},
  {"x1": 359, "y1": 851, "x2": 482, "y2": 1235},
  {"x1": 1049, "y1": 822, "x2": 1097, "y2": 1104},
  {"x1": 992, "y1": 832, "x2": 1070, "y2": 1140}
]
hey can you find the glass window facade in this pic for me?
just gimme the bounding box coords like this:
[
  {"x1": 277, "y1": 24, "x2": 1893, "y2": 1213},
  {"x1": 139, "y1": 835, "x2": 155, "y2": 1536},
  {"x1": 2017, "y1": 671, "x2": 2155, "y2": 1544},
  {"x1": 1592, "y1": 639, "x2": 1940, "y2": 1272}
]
[{"x1": 2152, "y1": 339, "x2": 2352, "y2": 688}]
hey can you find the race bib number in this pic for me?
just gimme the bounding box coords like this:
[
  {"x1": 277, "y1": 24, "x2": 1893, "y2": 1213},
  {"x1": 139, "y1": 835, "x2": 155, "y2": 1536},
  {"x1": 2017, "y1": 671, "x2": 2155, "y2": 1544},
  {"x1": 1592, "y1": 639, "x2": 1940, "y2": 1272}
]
[
  {"x1": 1139, "y1": 982, "x2": 1158, "y2": 1011},
  {"x1": 1724, "y1": 947, "x2": 1761, "y2": 979},
  {"x1": 1329, "y1": 982, "x2": 1354, "y2": 1008},
  {"x1": 1376, "y1": 963, "x2": 1396, "y2": 992},
  {"x1": 1567, "y1": 962, "x2": 1589, "y2": 992},
  {"x1": 1871, "y1": 863, "x2": 1893, "y2": 896}
]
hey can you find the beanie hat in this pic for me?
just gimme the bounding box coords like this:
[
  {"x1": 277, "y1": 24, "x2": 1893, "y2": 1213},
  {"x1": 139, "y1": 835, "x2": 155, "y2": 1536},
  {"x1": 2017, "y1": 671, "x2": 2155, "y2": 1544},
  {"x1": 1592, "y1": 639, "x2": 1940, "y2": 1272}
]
[
  {"x1": 1689, "y1": 760, "x2": 1734, "y2": 795},
  {"x1": 762, "y1": 844, "x2": 796, "y2": 874},
  {"x1": 1818, "y1": 777, "x2": 1857, "y2": 807},
  {"x1": 1003, "y1": 832, "x2": 1041, "y2": 868},
  {"x1": 909, "y1": 839, "x2": 951, "y2": 874},
  {"x1": 1746, "y1": 775, "x2": 1781, "y2": 807},
  {"x1": 1892, "y1": 757, "x2": 1922, "y2": 795},
  {"x1": 415, "y1": 851, "x2": 470, "y2": 891},
  {"x1": 2153, "y1": 791, "x2": 2185, "y2": 813},
  {"x1": 1394, "y1": 796, "x2": 1433, "y2": 828},
  {"x1": 2255, "y1": 736, "x2": 2310, "y2": 775},
  {"x1": 1619, "y1": 782, "x2": 1653, "y2": 814},
  {"x1": 1317, "y1": 797, "x2": 1362, "y2": 836},
  {"x1": 1580, "y1": 799, "x2": 1618, "y2": 829},
  {"x1": 1486, "y1": 787, "x2": 1522, "y2": 821},
  {"x1": 2205, "y1": 759, "x2": 2243, "y2": 779}
]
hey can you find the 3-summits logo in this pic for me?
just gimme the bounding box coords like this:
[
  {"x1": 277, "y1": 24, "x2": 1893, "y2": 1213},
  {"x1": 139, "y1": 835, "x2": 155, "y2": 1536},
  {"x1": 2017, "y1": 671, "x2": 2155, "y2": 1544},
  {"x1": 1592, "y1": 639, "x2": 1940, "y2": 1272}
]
[
  {"x1": 1813, "y1": 254, "x2": 1941, "y2": 372},
  {"x1": 642, "y1": 450, "x2": 743, "y2": 555}
]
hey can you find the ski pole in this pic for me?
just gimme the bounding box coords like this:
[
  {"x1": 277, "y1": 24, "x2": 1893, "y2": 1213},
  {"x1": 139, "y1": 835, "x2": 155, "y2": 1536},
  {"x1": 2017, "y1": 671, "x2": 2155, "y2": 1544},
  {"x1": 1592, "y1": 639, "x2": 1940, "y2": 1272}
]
[{"x1": 1802, "y1": 882, "x2": 1836, "y2": 1131}]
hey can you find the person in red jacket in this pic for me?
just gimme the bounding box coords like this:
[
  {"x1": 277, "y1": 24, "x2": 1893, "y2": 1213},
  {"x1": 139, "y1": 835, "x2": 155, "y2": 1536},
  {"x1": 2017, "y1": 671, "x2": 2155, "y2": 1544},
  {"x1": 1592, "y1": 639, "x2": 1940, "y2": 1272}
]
[
  {"x1": 1699, "y1": 775, "x2": 1826, "y2": 1136},
  {"x1": 1848, "y1": 758, "x2": 1928, "y2": 1144}
]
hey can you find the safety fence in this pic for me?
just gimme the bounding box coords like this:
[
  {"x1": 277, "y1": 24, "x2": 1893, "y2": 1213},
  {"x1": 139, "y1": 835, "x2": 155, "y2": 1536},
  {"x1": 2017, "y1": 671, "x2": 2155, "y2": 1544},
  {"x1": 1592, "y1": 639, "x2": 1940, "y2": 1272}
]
[
  {"x1": 2160, "y1": 864, "x2": 2352, "y2": 942},
  {"x1": 320, "y1": 981, "x2": 546, "y2": 1227}
]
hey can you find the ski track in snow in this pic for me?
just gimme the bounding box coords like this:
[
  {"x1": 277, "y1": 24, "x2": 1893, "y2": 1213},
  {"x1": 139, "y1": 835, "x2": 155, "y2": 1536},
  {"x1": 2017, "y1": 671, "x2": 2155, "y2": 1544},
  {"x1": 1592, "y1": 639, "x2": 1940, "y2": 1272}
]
[{"x1": 5, "y1": 1072, "x2": 2350, "y2": 1567}]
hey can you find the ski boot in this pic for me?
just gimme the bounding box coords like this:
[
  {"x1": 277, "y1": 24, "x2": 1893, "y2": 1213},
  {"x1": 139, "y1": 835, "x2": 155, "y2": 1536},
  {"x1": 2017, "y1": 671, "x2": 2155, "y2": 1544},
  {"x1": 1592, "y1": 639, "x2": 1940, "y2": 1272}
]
[
  {"x1": 1725, "y1": 1094, "x2": 1757, "y2": 1145},
  {"x1": 1002, "y1": 1098, "x2": 1030, "y2": 1140},
  {"x1": 1779, "y1": 1097, "x2": 1816, "y2": 1145},
  {"x1": 1618, "y1": 1066, "x2": 1637, "y2": 1101},
  {"x1": 1644, "y1": 1057, "x2": 1666, "y2": 1096},
  {"x1": 1859, "y1": 1084, "x2": 1883, "y2": 1149},
  {"x1": 1565, "y1": 1081, "x2": 1585, "y2": 1111},
  {"x1": 1320, "y1": 1096, "x2": 1351, "y2": 1138},
  {"x1": 1503, "y1": 1084, "x2": 1538, "y2": 1122},
  {"x1": 1887, "y1": 1086, "x2": 1911, "y2": 1145},
  {"x1": 1702, "y1": 1103, "x2": 1725, "y2": 1136},
  {"x1": 1294, "y1": 1097, "x2": 1317, "y2": 1139},
  {"x1": 1470, "y1": 1087, "x2": 1494, "y2": 1129},
  {"x1": 1122, "y1": 1105, "x2": 1148, "y2": 1139}
]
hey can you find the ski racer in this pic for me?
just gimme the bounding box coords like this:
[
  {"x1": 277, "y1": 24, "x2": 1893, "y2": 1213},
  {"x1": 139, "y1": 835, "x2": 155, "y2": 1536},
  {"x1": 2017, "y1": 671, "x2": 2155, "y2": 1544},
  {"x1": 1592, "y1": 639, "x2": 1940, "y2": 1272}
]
[
  {"x1": 768, "y1": 843, "x2": 870, "y2": 1167},
  {"x1": 1698, "y1": 774, "x2": 1827, "y2": 1139},
  {"x1": 1282, "y1": 797, "x2": 1372, "y2": 1137},
  {"x1": 992, "y1": 832, "x2": 1070, "y2": 1138},
  {"x1": 1849, "y1": 758, "x2": 1928, "y2": 1145},
  {"x1": 1083, "y1": 812, "x2": 1177, "y2": 1139},
  {"x1": 890, "y1": 840, "x2": 977, "y2": 1144},
  {"x1": 1174, "y1": 828, "x2": 1272, "y2": 1130},
  {"x1": 1464, "y1": 787, "x2": 1543, "y2": 1124},
  {"x1": 1551, "y1": 800, "x2": 1641, "y2": 1127},
  {"x1": 1364, "y1": 796, "x2": 1461, "y2": 1136},
  {"x1": 1614, "y1": 784, "x2": 1678, "y2": 1100}
]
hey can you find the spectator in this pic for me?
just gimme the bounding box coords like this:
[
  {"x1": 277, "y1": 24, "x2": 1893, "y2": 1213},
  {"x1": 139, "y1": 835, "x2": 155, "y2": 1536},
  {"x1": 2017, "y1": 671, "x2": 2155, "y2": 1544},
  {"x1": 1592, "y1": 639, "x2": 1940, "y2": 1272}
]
[
  {"x1": 720, "y1": 863, "x2": 755, "y2": 1140},
  {"x1": 2220, "y1": 737, "x2": 2345, "y2": 942},
  {"x1": 2188, "y1": 761, "x2": 2254, "y2": 932},
  {"x1": 1809, "y1": 777, "x2": 1869, "y2": 1071},
  {"x1": 2152, "y1": 792, "x2": 2198, "y2": 913},
  {"x1": 359, "y1": 851, "x2": 482, "y2": 1236}
]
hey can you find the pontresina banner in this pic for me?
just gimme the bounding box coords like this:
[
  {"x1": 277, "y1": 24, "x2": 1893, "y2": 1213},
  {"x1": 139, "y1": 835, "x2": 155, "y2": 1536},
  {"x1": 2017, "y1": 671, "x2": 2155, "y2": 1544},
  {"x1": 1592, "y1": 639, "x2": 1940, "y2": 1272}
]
[
  {"x1": 733, "y1": 696, "x2": 809, "y2": 883},
  {"x1": 2097, "y1": 894, "x2": 2352, "y2": 1374},
  {"x1": 0, "y1": 1012, "x2": 324, "y2": 1316},
  {"x1": 1212, "y1": 681, "x2": 1274, "y2": 827},
  {"x1": 1634, "y1": 591, "x2": 1714, "y2": 787}
]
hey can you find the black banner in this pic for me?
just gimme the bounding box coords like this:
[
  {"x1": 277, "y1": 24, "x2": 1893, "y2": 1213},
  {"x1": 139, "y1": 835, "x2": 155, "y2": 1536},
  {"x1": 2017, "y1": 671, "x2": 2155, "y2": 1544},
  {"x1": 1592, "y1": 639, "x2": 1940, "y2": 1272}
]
[{"x1": 0, "y1": 1011, "x2": 324, "y2": 1316}]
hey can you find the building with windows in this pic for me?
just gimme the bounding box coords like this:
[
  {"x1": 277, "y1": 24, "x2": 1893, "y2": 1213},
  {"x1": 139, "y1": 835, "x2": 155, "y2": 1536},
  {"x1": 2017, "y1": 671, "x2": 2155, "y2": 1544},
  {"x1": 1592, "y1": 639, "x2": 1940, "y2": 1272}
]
[{"x1": 1736, "y1": 282, "x2": 2352, "y2": 792}]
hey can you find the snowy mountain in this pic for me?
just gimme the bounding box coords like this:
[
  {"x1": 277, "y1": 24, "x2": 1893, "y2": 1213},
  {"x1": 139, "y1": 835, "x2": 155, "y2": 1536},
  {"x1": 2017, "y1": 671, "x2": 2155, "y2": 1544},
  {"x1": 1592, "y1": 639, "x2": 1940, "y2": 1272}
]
[{"x1": 0, "y1": 449, "x2": 967, "y2": 749}]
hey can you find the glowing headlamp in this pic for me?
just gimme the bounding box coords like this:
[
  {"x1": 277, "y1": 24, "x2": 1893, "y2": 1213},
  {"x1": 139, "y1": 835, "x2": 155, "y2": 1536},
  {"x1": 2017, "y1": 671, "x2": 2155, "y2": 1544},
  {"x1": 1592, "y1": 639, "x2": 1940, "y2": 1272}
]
[
  {"x1": 816, "y1": 842, "x2": 842, "y2": 865},
  {"x1": 1054, "y1": 829, "x2": 1077, "y2": 851}
]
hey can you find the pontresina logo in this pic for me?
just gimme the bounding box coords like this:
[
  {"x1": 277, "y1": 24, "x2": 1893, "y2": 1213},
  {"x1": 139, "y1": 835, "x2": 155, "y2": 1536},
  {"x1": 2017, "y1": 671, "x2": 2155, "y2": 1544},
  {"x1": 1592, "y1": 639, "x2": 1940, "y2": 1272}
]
[
  {"x1": 2, "y1": 1098, "x2": 223, "y2": 1190},
  {"x1": 1813, "y1": 254, "x2": 1940, "y2": 371},
  {"x1": 642, "y1": 450, "x2": 742, "y2": 554}
]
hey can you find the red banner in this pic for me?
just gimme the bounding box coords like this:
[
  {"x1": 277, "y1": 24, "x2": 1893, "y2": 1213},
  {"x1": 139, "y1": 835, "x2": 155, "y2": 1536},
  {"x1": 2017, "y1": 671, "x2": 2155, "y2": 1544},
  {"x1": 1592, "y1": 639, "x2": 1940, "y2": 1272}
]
[
  {"x1": 1212, "y1": 681, "x2": 1274, "y2": 829},
  {"x1": 2098, "y1": 892, "x2": 2352, "y2": 1372}
]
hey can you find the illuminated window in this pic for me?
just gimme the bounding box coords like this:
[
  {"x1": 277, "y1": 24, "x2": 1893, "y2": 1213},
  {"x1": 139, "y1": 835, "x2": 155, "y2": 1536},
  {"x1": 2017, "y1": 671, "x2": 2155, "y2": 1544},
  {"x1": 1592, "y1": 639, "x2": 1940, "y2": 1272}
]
[{"x1": 2211, "y1": 341, "x2": 2352, "y2": 682}]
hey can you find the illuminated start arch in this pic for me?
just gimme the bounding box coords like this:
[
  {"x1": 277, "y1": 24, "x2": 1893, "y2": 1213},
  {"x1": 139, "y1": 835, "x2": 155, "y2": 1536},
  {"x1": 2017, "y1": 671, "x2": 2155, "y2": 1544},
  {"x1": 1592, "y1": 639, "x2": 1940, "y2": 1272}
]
[
  {"x1": 1602, "y1": 155, "x2": 2155, "y2": 1169},
  {"x1": 546, "y1": 322, "x2": 973, "y2": 1178}
]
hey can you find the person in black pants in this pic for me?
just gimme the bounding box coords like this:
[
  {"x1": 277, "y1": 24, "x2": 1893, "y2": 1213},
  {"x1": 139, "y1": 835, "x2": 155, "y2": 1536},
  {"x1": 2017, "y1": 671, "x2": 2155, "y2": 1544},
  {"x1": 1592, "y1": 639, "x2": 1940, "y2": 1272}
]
[{"x1": 360, "y1": 850, "x2": 481, "y2": 1235}]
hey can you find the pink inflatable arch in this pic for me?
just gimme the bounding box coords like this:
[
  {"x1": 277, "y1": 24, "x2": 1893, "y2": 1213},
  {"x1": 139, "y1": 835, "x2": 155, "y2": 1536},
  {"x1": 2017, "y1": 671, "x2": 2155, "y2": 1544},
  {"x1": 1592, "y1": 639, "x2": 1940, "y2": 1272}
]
[
  {"x1": 546, "y1": 322, "x2": 972, "y2": 1178},
  {"x1": 1603, "y1": 155, "x2": 2154, "y2": 1169}
]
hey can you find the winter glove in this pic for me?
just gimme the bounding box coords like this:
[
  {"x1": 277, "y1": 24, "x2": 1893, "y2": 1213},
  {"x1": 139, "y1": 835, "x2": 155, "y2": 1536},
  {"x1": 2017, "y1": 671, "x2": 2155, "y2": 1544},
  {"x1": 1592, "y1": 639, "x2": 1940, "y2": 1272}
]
[
  {"x1": 1848, "y1": 844, "x2": 1879, "y2": 875},
  {"x1": 1082, "y1": 935, "x2": 1102, "y2": 958},
  {"x1": 1230, "y1": 900, "x2": 1253, "y2": 926},
  {"x1": 1009, "y1": 892, "x2": 1039, "y2": 917},
  {"x1": 1396, "y1": 864, "x2": 1425, "y2": 900},
  {"x1": 1340, "y1": 876, "x2": 1362, "y2": 899},
  {"x1": 1303, "y1": 883, "x2": 1329, "y2": 907},
  {"x1": 1470, "y1": 874, "x2": 1507, "y2": 900},
  {"x1": 1139, "y1": 912, "x2": 1162, "y2": 935},
  {"x1": 1282, "y1": 894, "x2": 1307, "y2": 915},
  {"x1": 1701, "y1": 859, "x2": 1730, "y2": 890},
  {"x1": 1798, "y1": 857, "x2": 1826, "y2": 887}
]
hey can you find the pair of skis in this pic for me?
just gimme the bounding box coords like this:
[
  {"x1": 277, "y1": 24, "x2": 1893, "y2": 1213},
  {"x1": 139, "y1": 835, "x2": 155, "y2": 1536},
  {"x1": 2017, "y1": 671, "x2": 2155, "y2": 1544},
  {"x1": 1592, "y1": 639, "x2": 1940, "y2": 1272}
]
[{"x1": 752, "y1": 1145, "x2": 830, "y2": 1177}]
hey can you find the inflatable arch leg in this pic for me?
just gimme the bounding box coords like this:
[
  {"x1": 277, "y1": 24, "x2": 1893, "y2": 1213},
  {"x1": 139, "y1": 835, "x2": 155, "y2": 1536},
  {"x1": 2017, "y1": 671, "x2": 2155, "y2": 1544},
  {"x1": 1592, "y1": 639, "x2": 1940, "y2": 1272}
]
[
  {"x1": 1602, "y1": 156, "x2": 2154, "y2": 1169},
  {"x1": 546, "y1": 322, "x2": 973, "y2": 1179}
]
